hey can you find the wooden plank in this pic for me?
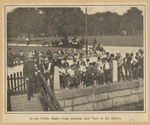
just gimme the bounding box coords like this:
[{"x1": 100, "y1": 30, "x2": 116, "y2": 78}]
[
  {"x1": 14, "y1": 73, "x2": 17, "y2": 91},
  {"x1": 17, "y1": 72, "x2": 20, "y2": 91},
  {"x1": 11, "y1": 97, "x2": 39, "y2": 103},
  {"x1": 7, "y1": 76, "x2": 10, "y2": 90},
  {"x1": 10, "y1": 74, "x2": 13, "y2": 90},
  {"x1": 9, "y1": 90, "x2": 27, "y2": 96},
  {"x1": 23, "y1": 77, "x2": 26, "y2": 90},
  {"x1": 12, "y1": 106, "x2": 43, "y2": 111},
  {"x1": 20, "y1": 72, "x2": 23, "y2": 90}
]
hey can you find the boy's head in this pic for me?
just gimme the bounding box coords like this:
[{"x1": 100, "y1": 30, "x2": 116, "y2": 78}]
[
  {"x1": 136, "y1": 52, "x2": 139, "y2": 56},
  {"x1": 139, "y1": 49, "x2": 143, "y2": 55},
  {"x1": 97, "y1": 56, "x2": 101, "y2": 61},
  {"x1": 106, "y1": 52, "x2": 110, "y2": 57},
  {"x1": 64, "y1": 57, "x2": 67, "y2": 61},
  {"x1": 126, "y1": 53, "x2": 129, "y2": 57},
  {"x1": 110, "y1": 53, "x2": 114, "y2": 60},
  {"x1": 71, "y1": 64, "x2": 74, "y2": 69},
  {"x1": 89, "y1": 63, "x2": 93, "y2": 68},
  {"x1": 73, "y1": 58, "x2": 76, "y2": 63},
  {"x1": 86, "y1": 58, "x2": 90, "y2": 62},
  {"x1": 130, "y1": 53, "x2": 134, "y2": 57}
]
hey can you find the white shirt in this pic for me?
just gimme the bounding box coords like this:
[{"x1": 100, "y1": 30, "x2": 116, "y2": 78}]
[
  {"x1": 48, "y1": 62, "x2": 52, "y2": 71},
  {"x1": 59, "y1": 68, "x2": 65, "y2": 75},
  {"x1": 105, "y1": 62, "x2": 110, "y2": 70},
  {"x1": 80, "y1": 65, "x2": 86, "y2": 72},
  {"x1": 67, "y1": 69, "x2": 74, "y2": 77},
  {"x1": 131, "y1": 57, "x2": 138, "y2": 65},
  {"x1": 42, "y1": 65, "x2": 46, "y2": 73},
  {"x1": 97, "y1": 61, "x2": 103, "y2": 68}
]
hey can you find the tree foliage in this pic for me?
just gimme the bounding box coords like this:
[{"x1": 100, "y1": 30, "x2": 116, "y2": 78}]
[{"x1": 7, "y1": 7, "x2": 143, "y2": 37}]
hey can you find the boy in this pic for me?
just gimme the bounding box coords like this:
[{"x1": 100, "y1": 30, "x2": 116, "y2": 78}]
[{"x1": 59, "y1": 64, "x2": 66, "y2": 88}]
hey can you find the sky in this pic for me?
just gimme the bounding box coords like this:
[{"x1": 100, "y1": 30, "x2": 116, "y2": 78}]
[
  {"x1": 80, "y1": 6, "x2": 145, "y2": 15},
  {"x1": 5, "y1": 5, "x2": 145, "y2": 15}
]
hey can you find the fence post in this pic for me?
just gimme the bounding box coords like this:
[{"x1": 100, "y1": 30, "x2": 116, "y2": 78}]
[
  {"x1": 10, "y1": 74, "x2": 13, "y2": 91},
  {"x1": 14, "y1": 73, "x2": 17, "y2": 91},
  {"x1": 54, "y1": 66, "x2": 60, "y2": 91},
  {"x1": 23, "y1": 74, "x2": 26, "y2": 90},
  {"x1": 112, "y1": 60, "x2": 118, "y2": 82},
  {"x1": 20, "y1": 72, "x2": 23, "y2": 90},
  {"x1": 17, "y1": 72, "x2": 20, "y2": 91},
  {"x1": 7, "y1": 76, "x2": 10, "y2": 91}
]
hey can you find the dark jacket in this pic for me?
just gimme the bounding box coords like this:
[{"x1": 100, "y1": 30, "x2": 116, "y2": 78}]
[
  {"x1": 38, "y1": 64, "x2": 45, "y2": 75},
  {"x1": 63, "y1": 61, "x2": 69, "y2": 68},
  {"x1": 77, "y1": 60, "x2": 86, "y2": 66},
  {"x1": 23, "y1": 61, "x2": 36, "y2": 81}
]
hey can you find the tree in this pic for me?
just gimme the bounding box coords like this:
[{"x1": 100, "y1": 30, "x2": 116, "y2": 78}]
[{"x1": 121, "y1": 7, "x2": 143, "y2": 36}]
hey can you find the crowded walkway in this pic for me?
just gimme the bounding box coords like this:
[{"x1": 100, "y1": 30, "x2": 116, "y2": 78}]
[{"x1": 7, "y1": 44, "x2": 144, "y2": 92}]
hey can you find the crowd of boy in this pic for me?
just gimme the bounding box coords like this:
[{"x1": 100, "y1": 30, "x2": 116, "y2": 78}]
[
  {"x1": 59, "y1": 49, "x2": 143, "y2": 89},
  {"x1": 8, "y1": 46, "x2": 144, "y2": 95},
  {"x1": 20, "y1": 47, "x2": 144, "y2": 100}
]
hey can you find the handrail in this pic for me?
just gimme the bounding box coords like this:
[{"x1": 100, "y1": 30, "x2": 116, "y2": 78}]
[
  {"x1": 7, "y1": 71, "x2": 63, "y2": 111},
  {"x1": 39, "y1": 72, "x2": 64, "y2": 111},
  {"x1": 38, "y1": 94, "x2": 58, "y2": 111}
]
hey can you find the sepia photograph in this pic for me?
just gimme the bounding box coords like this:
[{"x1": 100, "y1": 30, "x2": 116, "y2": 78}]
[{"x1": 4, "y1": 3, "x2": 147, "y2": 120}]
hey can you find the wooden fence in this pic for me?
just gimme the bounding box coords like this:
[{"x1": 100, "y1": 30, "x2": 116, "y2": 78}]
[{"x1": 7, "y1": 72, "x2": 26, "y2": 91}]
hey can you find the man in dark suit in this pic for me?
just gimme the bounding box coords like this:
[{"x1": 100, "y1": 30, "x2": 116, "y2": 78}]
[
  {"x1": 23, "y1": 53, "x2": 37, "y2": 101},
  {"x1": 36, "y1": 58, "x2": 45, "y2": 93}
]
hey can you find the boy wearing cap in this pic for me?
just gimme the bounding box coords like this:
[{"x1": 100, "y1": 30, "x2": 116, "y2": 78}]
[
  {"x1": 36, "y1": 58, "x2": 45, "y2": 93},
  {"x1": 77, "y1": 54, "x2": 86, "y2": 66},
  {"x1": 85, "y1": 58, "x2": 90, "y2": 68},
  {"x1": 74, "y1": 65, "x2": 81, "y2": 88},
  {"x1": 68, "y1": 65, "x2": 75, "y2": 89},
  {"x1": 117, "y1": 53, "x2": 125, "y2": 82},
  {"x1": 80, "y1": 60, "x2": 86, "y2": 86},
  {"x1": 134, "y1": 52, "x2": 140, "y2": 79},
  {"x1": 59, "y1": 64, "x2": 66, "y2": 88},
  {"x1": 85, "y1": 63, "x2": 94, "y2": 87},
  {"x1": 139, "y1": 49, "x2": 144, "y2": 78},
  {"x1": 124, "y1": 53, "x2": 132, "y2": 81},
  {"x1": 63, "y1": 57, "x2": 69, "y2": 69},
  {"x1": 97, "y1": 57, "x2": 105, "y2": 85}
]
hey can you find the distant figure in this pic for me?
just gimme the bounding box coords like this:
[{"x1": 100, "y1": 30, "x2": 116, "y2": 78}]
[
  {"x1": 42, "y1": 39, "x2": 47, "y2": 46},
  {"x1": 26, "y1": 38, "x2": 30, "y2": 45},
  {"x1": 93, "y1": 38, "x2": 97, "y2": 49}
]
